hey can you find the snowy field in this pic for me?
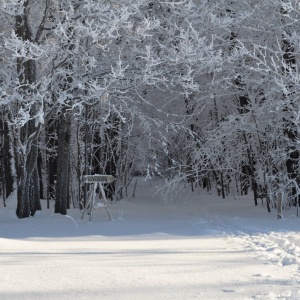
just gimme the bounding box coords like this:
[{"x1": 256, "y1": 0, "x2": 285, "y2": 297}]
[{"x1": 0, "y1": 179, "x2": 300, "y2": 300}]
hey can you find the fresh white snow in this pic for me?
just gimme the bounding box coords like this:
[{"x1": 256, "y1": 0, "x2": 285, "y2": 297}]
[{"x1": 0, "y1": 179, "x2": 300, "y2": 300}]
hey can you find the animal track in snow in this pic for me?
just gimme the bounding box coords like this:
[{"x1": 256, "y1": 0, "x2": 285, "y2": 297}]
[{"x1": 232, "y1": 231, "x2": 300, "y2": 274}]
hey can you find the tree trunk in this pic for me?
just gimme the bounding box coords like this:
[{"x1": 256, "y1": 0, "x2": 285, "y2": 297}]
[
  {"x1": 0, "y1": 118, "x2": 13, "y2": 206},
  {"x1": 16, "y1": 127, "x2": 40, "y2": 218},
  {"x1": 0, "y1": 127, "x2": 6, "y2": 207},
  {"x1": 277, "y1": 192, "x2": 282, "y2": 219},
  {"x1": 281, "y1": 7, "x2": 299, "y2": 205},
  {"x1": 104, "y1": 114, "x2": 120, "y2": 200},
  {"x1": 46, "y1": 119, "x2": 58, "y2": 208},
  {"x1": 32, "y1": 166, "x2": 41, "y2": 212},
  {"x1": 15, "y1": 2, "x2": 41, "y2": 218},
  {"x1": 55, "y1": 112, "x2": 72, "y2": 215}
]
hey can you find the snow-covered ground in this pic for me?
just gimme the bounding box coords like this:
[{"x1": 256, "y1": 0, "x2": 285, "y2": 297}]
[{"x1": 0, "y1": 179, "x2": 300, "y2": 300}]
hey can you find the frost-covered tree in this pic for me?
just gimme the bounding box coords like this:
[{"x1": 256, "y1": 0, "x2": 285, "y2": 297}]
[
  {"x1": 1, "y1": 0, "x2": 164, "y2": 216},
  {"x1": 178, "y1": 0, "x2": 300, "y2": 214},
  {"x1": 2, "y1": 0, "x2": 299, "y2": 219},
  {"x1": 1, "y1": 0, "x2": 230, "y2": 216}
]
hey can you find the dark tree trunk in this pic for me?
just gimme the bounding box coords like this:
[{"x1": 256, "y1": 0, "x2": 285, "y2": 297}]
[
  {"x1": 0, "y1": 124, "x2": 6, "y2": 207},
  {"x1": 281, "y1": 6, "x2": 299, "y2": 205},
  {"x1": 54, "y1": 22, "x2": 75, "y2": 213},
  {"x1": 104, "y1": 115, "x2": 119, "y2": 200},
  {"x1": 185, "y1": 94, "x2": 197, "y2": 187},
  {"x1": 37, "y1": 152, "x2": 44, "y2": 199},
  {"x1": 0, "y1": 118, "x2": 14, "y2": 206},
  {"x1": 15, "y1": 3, "x2": 41, "y2": 218},
  {"x1": 55, "y1": 112, "x2": 71, "y2": 215},
  {"x1": 46, "y1": 119, "x2": 58, "y2": 208},
  {"x1": 32, "y1": 167, "x2": 41, "y2": 212},
  {"x1": 16, "y1": 130, "x2": 40, "y2": 218}
]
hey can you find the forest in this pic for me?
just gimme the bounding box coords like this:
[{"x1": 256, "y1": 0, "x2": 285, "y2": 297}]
[{"x1": 0, "y1": 0, "x2": 300, "y2": 218}]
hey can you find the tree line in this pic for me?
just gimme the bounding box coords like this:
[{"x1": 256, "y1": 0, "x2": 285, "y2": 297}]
[{"x1": 0, "y1": 0, "x2": 299, "y2": 218}]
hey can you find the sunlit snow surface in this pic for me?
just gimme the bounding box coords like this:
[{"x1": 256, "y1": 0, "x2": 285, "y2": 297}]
[{"x1": 0, "y1": 179, "x2": 300, "y2": 299}]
